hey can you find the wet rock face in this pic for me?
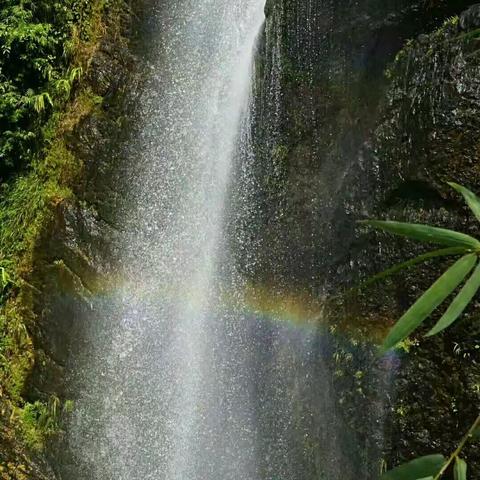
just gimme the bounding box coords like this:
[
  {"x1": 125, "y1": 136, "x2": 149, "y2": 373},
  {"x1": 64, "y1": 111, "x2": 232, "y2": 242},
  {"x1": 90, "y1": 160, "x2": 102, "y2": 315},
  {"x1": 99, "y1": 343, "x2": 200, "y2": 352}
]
[
  {"x1": 30, "y1": 49, "x2": 129, "y2": 380},
  {"x1": 249, "y1": 0, "x2": 477, "y2": 292},
  {"x1": 254, "y1": 0, "x2": 480, "y2": 476},
  {"x1": 0, "y1": 17, "x2": 142, "y2": 478},
  {"x1": 366, "y1": 6, "x2": 480, "y2": 474},
  {"x1": 460, "y1": 3, "x2": 480, "y2": 29},
  {"x1": 373, "y1": 12, "x2": 480, "y2": 198}
]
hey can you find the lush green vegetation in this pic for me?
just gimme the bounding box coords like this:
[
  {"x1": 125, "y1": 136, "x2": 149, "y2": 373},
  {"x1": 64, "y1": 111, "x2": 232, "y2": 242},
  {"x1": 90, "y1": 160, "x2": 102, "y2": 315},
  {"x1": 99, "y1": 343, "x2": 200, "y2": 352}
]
[
  {"x1": 0, "y1": 0, "x2": 99, "y2": 180},
  {"x1": 0, "y1": 0, "x2": 126, "y2": 461},
  {"x1": 364, "y1": 182, "x2": 480, "y2": 479},
  {"x1": 363, "y1": 183, "x2": 480, "y2": 352}
]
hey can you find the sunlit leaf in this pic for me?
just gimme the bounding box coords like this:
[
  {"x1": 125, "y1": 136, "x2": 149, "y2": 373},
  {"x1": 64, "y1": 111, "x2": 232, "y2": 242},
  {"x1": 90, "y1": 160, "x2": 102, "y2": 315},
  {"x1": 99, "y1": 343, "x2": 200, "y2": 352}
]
[
  {"x1": 44, "y1": 92, "x2": 53, "y2": 107},
  {"x1": 454, "y1": 458, "x2": 467, "y2": 480},
  {"x1": 361, "y1": 220, "x2": 480, "y2": 250},
  {"x1": 362, "y1": 247, "x2": 466, "y2": 288},
  {"x1": 382, "y1": 254, "x2": 477, "y2": 351},
  {"x1": 69, "y1": 66, "x2": 83, "y2": 82},
  {"x1": 380, "y1": 454, "x2": 446, "y2": 480},
  {"x1": 427, "y1": 260, "x2": 480, "y2": 337},
  {"x1": 449, "y1": 182, "x2": 480, "y2": 223}
]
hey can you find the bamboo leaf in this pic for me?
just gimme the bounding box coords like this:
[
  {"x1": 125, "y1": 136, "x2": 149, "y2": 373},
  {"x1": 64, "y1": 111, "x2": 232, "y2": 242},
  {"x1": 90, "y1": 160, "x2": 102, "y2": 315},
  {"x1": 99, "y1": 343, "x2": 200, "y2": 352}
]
[
  {"x1": 362, "y1": 247, "x2": 467, "y2": 288},
  {"x1": 361, "y1": 220, "x2": 480, "y2": 250},
  {"x1": 454, "y1": 458, "x2": 467, "y2": 480},
  {"x1": 382, "y1": 254, "x2": 477, "y2": 351},
  {"x1": 449, "y1": 182, "x2": 480, "y2": 223},
  {"x1": 380, "y1": 454, "x2": 446, "y2": 480},
  {"x1": 427, "y1": 260, "x2": 480, "y2": 337}
]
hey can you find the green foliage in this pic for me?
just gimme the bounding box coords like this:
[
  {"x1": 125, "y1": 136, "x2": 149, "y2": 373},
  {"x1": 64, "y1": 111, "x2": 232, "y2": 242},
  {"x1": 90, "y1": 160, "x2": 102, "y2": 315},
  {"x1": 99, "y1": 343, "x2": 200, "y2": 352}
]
[
  {"x1": 360, "y1": 247, "x2": 467, "y2": 289},
  {"x1": 381, "y1": 253, "x2": 476, "y2": 352},
  {"x1": 0, "y1": 142, "x2": 75, "y2": 260},
  {"x1": 0, "y1": 0, "x2": 103, "y2": 180},
  {"x1": 364, "y1": 184, "x2": 480, "y2": 478},
  {"x1": 427, "y1": 261, "x2": 480, "y2": 337},
  {"x1": 0, "y1": 300, "x2": 33, "y2": 403},
  {"x1": 454, "y1": 458, "x2": 467, "y2": 480},
  {"x1": 17, "y1": 396, "x2": 65, "y2": 451},
  {"x1": 449, "y1": 182, "x2": 480, "y2": 223},
  {"x1": 0, "y1": 0, "x2": 120, "y2": 456},
  {"x1": 361, "y1": 220, "x2": 480, "y2": 250},
  {"x1": 380, "y1": 454, "x2": 445, "y2": 480},
  {"x1": 362, "y1": 183, "x2": 480, "y2": 351}
]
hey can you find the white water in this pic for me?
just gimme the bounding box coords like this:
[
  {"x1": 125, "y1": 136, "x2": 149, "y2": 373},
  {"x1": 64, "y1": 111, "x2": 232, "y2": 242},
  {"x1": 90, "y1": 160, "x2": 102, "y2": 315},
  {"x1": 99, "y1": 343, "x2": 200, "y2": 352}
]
[
  {"x1": 57, "y1": 0, "x2": 380, "y2": 478},
  {"x1": 63, "y1": 2, "x2": 272, "y2": 479}
]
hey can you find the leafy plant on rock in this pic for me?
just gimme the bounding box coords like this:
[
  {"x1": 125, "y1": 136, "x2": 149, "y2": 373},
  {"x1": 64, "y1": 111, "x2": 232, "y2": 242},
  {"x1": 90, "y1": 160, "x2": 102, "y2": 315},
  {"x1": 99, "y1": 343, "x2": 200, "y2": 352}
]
[
  {"x1": 0, "y1": 0, "x2": 93, "y2": 180},
  {"x1": 363, "y1": 182, "x2": 480, "y2": 351},
  {"x1": 362, "y1": 182, "x2": 480, "y2": 480}
]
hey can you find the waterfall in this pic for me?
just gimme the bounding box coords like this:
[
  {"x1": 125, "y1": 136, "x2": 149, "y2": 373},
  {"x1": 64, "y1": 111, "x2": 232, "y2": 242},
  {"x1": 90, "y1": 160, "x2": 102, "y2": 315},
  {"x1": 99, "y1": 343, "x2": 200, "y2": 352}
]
[
  {"x1": 61, "y1": 1, "x2": 268, "y2": 479},
  {"x1": 56, "y1": 2, "x2": 367, "y2": 480}
]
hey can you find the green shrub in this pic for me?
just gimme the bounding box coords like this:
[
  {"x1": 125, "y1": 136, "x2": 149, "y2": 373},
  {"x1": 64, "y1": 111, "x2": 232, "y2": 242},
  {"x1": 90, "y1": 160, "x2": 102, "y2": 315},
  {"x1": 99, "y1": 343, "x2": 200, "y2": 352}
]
[
  {"x1": 0, "y1": 0, "x2": 111, "y2": 181},
  {"x1": 363, "y1": 182, "x2": 480, "y2": 479},
  {"x1": 363, "y1": 182, "x2": 480, "y2": 352},
  {"x1": 0, "y1": 0, "x2": 122, "y2": 454}
]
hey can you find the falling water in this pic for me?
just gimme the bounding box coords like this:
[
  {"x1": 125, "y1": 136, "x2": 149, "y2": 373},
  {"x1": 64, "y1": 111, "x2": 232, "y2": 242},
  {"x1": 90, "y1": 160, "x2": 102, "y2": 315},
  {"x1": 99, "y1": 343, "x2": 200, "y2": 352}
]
[
  {"x1": 56, "y1": 1, "x2": 370, "y2": 479},
  {"x1": 60, "y1": 0, "x2": 265, "y2": 478}
]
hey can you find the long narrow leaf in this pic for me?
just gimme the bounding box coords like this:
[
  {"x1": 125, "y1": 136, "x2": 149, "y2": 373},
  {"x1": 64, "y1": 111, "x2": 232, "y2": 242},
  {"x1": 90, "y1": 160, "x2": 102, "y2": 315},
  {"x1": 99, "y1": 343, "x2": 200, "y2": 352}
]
[
  {"x1": 427, "y1": 260, "x2": 480, "y2": 337},
  {"x1": 380, "y1": 454, "x2": 446, "y2": 480},
  {"x1": 449, "y1": 182, "x2": 480, "y2": 223},
  {"x1": 454, "y1": 458, "x2": 467, "y2": 480},
  {"x1": 361, "y1": 247, "x2": 467, "y2": 288},
  {"x1": 382, "y1": 254, "x2": 477, "y2": 351},
  {"x1": 361, "y1": 220, "x2": 480, "y2": 250}
]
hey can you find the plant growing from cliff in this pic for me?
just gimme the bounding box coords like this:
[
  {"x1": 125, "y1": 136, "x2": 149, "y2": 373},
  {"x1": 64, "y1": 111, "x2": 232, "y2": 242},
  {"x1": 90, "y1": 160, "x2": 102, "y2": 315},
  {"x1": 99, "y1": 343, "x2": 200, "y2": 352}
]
[
  {"x1": 362, "y1": 182, "x2": 480, "y2": 479},
  {"x1": 0, "y1": 0, "x2": 91, "y2": 180},
  {"x1": 17, "y1": 396, "x2": 62, "y2": 451},
  {"x1": 379, "y1": 415, "x2": 480, "y2": 480},
  {"x1": 362, "y1": 182, "x2": 480, "y2": 352}
]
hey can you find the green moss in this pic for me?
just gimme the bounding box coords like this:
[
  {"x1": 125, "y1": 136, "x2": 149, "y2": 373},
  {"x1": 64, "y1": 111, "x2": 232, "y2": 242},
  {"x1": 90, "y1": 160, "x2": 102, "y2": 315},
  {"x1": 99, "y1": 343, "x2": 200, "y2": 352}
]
[
  {"x1": 0, "y1": 0, "x2": 130, "y2": 459},
  {"x1": 16, "y1": 399, "x2": 59, "y2": 452},
  {"x1": 0, "y1": 300, "x2": 34, "y2": 403}
]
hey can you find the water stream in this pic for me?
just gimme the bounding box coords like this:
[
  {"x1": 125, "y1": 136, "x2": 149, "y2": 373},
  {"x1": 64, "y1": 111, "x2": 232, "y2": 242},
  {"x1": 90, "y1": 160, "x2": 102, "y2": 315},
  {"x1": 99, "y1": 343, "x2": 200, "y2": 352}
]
[{"x1": 59, "y1": 1, "x2": 358, "y2": 479}]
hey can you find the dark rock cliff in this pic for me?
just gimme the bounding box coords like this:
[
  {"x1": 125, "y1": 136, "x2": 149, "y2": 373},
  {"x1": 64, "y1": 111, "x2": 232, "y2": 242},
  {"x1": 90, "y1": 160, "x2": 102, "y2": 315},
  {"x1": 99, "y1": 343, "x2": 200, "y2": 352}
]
[
  {"x1": 250, "y1": 0, "x2": 477, "y2": 291},
  {"x1": 251, "y1": 0, "x2": 480, "y2": 477},
  {"x1": 366, "y1": 5, "x2": 480, "y2": 475}
]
